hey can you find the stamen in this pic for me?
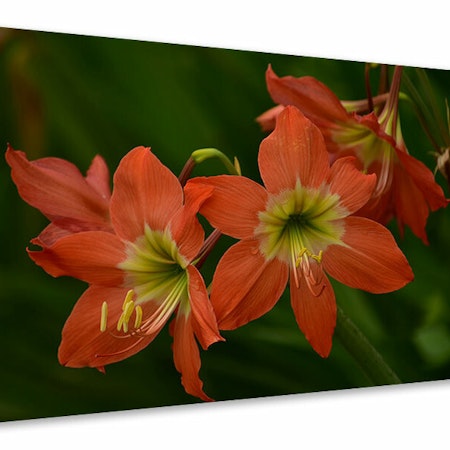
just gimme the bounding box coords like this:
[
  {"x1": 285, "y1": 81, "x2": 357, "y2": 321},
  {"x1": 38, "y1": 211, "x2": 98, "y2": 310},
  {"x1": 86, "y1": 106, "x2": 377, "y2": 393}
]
[
  {"x1": 296, "y1": 248, "x2": 323, "y2": 265},
  {"x1": 102, "y1": 274, "x2": 188, "y2": 340},
  {"x1": 134, "y1": 305, "x2": 143, "y2": 329},
  {"x1": 289, "y1": 230, "x2": 305, "y2": 289},
  {"x1": 123, "y1": 300, "x2": 135, "y2": 322},
  {"x1": 294, "y1": 248, "x2": 326, "y2": 296},
  {"x1": 295, "y1": 248, "x2": 308, "y2": 267},
  {"x1": 112, "y1": 289, "x2": 138, "y2": 333},
  {"x1": 137, "y1": 275, "x2": 186, "y2": 335},
  {"x1": 120, "y1": 300, "x2": 135, "y2": 333},
  {"x1": 100, "y1": 301, "x2": 108, "y2": 332},
  {"x1": 116, "y1": 313, "x2": 126, "y2": 332},
  {"x1": 304, "y1": 271, "x2": 326, "y2": 297},
  {"x1": 291, "y1": 251, "x2": 300, "y2": 289},
  {"x1": 373, "y1": 147, "x2": 394, "y2": 197},
  {"x1": 311, "y1": 250, "x2": 323, "y2": 263},
  {"x1": 122, "y1": 289, "x2": 134, "y2": 310}
]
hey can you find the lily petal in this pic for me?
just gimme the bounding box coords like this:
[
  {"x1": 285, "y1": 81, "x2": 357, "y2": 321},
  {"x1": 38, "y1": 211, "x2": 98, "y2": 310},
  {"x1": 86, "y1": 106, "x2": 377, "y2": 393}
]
[
  {"x1": 265, "y1": 65, "x2": 349, "y2": 128},
  {"x1": 58, "y1": 285, "x2": 159, "y2": 368},
  {"x1": 33, "y1": 223, "x2": 76, "y2": 247},
  {"x1": 396, "y1": 150, "x2": 448, "y2": 212},
  {"x1": 210, "y1": 239, "x2": 289, "y2": 330},
  {"x1": 110, "y1": 146, "x2": 183, "y2": 242},
  {"x1": 328, "y1": 156, "x2": 377, "y2": 215},
  {"x1": 393, "y1": 150, "x2": 448, "y2": 243},
  {"x1": 187, "y1": 265, "x2": 223, "y2": 350},
  {"x1": 390, "y1": 158, "x2": 430, "y2": 243},
  {"x1": 323, "y1": 216, "x2": 414, "y2": 293},
  {"x1": 256, "y1": 104, "x2": 285, "y2": 132},
  {"x1": 28, "y1": 231, "x2": 126, "y2": 286},
  {"x1": 290, "y1": 269, "x2": 336, "y2": 358},
  {"x1": 5, "y1": 145, "x2": 111, "y2": 231},
  {"x1": 186, "y1": 176, "x2": 268, "y2": 240},
  {"x1": 85, "y1": 154, "x2": 112, "y2": 201},
  {"x1": 258, "y1": 106, "x2": 330, "y2": 194},
  {"x1": 171, "y1": 313, "x2": 213, "y2": 402},
  {"x1": 169, "y1": 183, "x2": 214, "y2": 262}
]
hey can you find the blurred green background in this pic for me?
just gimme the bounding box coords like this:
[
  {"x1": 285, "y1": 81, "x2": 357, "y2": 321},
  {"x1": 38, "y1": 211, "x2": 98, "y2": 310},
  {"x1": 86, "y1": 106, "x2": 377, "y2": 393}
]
[{"x1": 1, "y1": 27, "x2": 449, "y2": 422}]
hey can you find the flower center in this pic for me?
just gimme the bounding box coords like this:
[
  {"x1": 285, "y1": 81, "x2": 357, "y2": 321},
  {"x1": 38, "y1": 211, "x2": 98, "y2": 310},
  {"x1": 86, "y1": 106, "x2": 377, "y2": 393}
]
[
  {"x1": 100, "y1": 226, "x2": 191, "y2": 340},
  {"x1": 256, "y1": 180, "x2": 345, "y2": 295},
  {"x1": 332, "y1": 123, "x2": 396, "y2": 198}
]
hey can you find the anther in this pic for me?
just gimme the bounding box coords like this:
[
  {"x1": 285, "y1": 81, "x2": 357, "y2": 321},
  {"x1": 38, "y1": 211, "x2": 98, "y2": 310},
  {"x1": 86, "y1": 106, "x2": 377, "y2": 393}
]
[
  {"x1": 100, "y1": 301, "x2": 108, "y2": 332},
  {"x1": 122, "y1": 289, "x2": 134, "y2": 310},
  {"x1": 311, "y1": 250, "x2": 323, "y2": 263},
  {"x1": 99, "y1": 289, "x2": 143, "y2": 338},
  {"x1": 116, "y1": 289, "x2": 140, "y2": 333},
  {"x1": 123, "y1": 300, "x2": 135, "y2": 322},
  {"x1": 120, "y1": 300, "x2": 135, "y2": 333},
  {"x1": 134, "y1": 305, "x2": 143, "y2": 329},
  {"x1": 117, "y1": 312, "x2": 126, "y2": 332},
  {"x1": 295, "y1": 248, "x2": 308, "y2": 267},
  {"x1": 296, "y1": 248, "x2": 323, "y2": 265}
]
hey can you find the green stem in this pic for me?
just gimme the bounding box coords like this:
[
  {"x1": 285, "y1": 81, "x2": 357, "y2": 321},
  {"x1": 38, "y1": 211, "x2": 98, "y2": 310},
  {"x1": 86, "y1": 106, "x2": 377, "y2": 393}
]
[
  {"x1": 335, "y1": 305, "x2": 402, "y2": 385},
  {"x1": 191, "y1": 148, "x2": 241, "y2": 176},
  {"x1": 178, "y1": 148, "x2": 241, "y2": 186}
]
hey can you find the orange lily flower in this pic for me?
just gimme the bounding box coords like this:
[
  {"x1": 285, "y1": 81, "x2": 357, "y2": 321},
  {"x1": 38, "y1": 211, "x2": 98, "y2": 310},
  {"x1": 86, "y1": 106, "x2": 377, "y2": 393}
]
[
  {"x1": 19, "y1": 146, "x2": 222, "y2": 402},
  {"x1": 257, "y1": 66, "x2": 448, "y2": 244},
  {"x1": 6, "y1": 144, "x2": 113, "y2": 246},
  {"x1": 187, "y1": 106, "x2": 414, "y2": 358}
]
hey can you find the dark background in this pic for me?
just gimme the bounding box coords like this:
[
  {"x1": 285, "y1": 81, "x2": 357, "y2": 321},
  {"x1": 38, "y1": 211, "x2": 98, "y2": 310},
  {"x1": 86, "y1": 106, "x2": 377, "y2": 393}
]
[{"x1": 1, "y1": 27, "x2": 449, "y2": 421}]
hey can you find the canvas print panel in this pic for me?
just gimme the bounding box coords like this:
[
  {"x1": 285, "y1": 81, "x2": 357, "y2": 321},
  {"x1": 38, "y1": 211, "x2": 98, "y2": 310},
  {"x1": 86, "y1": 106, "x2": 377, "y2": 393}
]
[{"x1": 1, "y1": 26, "x2": 449, "y2": 421}]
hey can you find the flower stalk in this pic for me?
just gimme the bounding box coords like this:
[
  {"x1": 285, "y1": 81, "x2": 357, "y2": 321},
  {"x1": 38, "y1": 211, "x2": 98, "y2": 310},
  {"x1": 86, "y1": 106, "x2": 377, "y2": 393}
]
[
  {"x1": 191, "y1": 148, "x2": 241, "y2": 176},
  {"x1": 194, "y1": 228, "x2": 222, "y2": 270},
  {"x1": 179, "y1": 148, "x2": 241, "y2": 186},
  {"x1": 335, "y1": 305, "x2": 402, "y2": 386}
]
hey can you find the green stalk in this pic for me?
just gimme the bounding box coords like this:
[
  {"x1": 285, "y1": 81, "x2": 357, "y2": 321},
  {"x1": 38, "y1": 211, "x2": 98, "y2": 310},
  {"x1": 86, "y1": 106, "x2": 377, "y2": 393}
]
[
  {"x1": 191, "y1": 148, "x2": 241, "y2": 176},
  {"x1": 178, "y1": 148, "x2": 241, "y2": 186},
  {"x1": 335, "y1": 305, "x2": 402, "y2": 385}
]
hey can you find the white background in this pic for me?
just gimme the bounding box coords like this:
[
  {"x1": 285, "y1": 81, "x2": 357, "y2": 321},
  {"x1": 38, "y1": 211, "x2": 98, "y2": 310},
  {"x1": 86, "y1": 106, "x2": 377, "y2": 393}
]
[{"x1": 1, "y1": 1, "x2": 449, "y2": 448}]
